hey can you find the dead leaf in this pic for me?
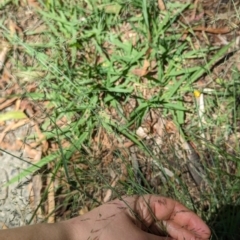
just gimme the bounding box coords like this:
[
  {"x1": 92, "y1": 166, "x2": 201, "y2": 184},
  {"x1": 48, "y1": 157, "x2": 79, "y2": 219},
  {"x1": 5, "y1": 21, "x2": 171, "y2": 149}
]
[
  {"x1": 20, "y1": 0, "x2": 40, "y2": 8},
  {"x1": 1, "y1": 223, "x2": 8, "y2": 229},
  {"x1": 9, "y1": 20, "x2": 23, "y2": 36},
  {"x1": 0, "y1": 47, "x2": 9, "y2": 71},
  {"x1": 79, "y1": 206, "x2": 89, "y2": 215},
  {"x1": 132, "y1": 59, "x2": 150, "y2": 77},
  {"x1": 34, "y1": 123, "x2": 48, "y2": 152},
  {"x1": 165, "y1": 120, "x2": 178, "y2": 134},
  {"x1": 27, "y1": 0, "x2": 40, "y2": 8},
  {"x1": 153, "y1": 118, "x2": 166, "y2": 137},
  {"x1": 103, "y1": 173, "x2": 119, "y2": 203},
  {"x1": 158, "y1": 0, "x2": 166, "y2": 11}
]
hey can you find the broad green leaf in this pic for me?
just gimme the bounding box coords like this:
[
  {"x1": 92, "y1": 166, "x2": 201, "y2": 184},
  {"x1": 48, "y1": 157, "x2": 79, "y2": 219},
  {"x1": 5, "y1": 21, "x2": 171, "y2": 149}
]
[
  {"x1": 156, "y1": 103, "x2": 186, "y2": 111},
  {"x1": 167, "y1": 66, "x2": 200, "y2": 76},
  {"x1": 98, "y1": 3, "x2": 122, "y2": 14},
  {"x1": 107, "y1": 86, "x2": 133, "y2": 93},
  {"x1": 187, "y1": 42, "x2": 233, "y2": 87},
  {"x1": 142, "y1": 0, "x2": 149, "y2": 29},
  {"x1": 161, "y1": 74, "x2": 190, "y2": 101},
  {"x1": 0, "y1": 111, "x2": 27, "y2": 122},
  {"x1": 172, "y1": 101, "x2": 185, "y2": 124},
  {"x1": 0, "y1": 0, "x2": 11, "y2": 9},
  {"x1": 5, "y1": 153, "x2": 58, "y2": 187}
]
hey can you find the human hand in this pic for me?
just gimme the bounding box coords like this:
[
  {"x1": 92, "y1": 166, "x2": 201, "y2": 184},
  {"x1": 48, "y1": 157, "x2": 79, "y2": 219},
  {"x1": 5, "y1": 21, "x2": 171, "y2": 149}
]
[{"x1": 66, "y1": 195, "x2": 211, "y2": 240}]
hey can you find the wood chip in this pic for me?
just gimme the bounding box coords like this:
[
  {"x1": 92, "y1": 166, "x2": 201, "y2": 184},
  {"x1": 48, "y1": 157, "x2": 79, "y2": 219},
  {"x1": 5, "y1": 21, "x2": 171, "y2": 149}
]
[
  {"x1": 78, "y1": 206, "x2": 88, "y2": 216},
  {"x1": 32, "y1": 174, "x2": 43, "y2": 219},
  {"x1": 47, "y1": 175, "x2": 55, "y2": 223}
]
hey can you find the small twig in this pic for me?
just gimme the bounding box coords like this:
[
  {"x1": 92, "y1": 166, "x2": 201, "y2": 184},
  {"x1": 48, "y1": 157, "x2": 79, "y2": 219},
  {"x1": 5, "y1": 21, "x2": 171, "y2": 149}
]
[
  {"x1": 130, "y1": 146, "x2": 141, "y2": 184},
  {"x1": 189, "y1": 26, "x2": 232, "y2": 34},
  {"x1": 190, "y1": 0, "x2": 199, "y2": 22},
  {"x1": 47, "y1": 175, "x2": 55, "y2": 223},
  {"x1": 0, "y1": 98, "x2": 18, "y2": 111},
  {"x1": 181, "y1": 138, "x2": 205, "y2": 186}
]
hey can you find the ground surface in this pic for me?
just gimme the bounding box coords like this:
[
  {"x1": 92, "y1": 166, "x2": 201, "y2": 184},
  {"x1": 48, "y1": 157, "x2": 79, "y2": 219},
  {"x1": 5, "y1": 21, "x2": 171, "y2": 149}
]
[{"x1": 0, "y1": 0, "x2": 240, "y2": 239}]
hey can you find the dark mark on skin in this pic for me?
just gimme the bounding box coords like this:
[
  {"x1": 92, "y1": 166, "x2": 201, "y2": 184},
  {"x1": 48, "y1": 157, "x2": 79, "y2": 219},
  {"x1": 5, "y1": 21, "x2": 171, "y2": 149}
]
[
  {"x1": 91, "y1": 229, "x2": 100, "y2": 233},
  {"x1": 80, "y1": 218, "x2": 91, "y2": 221},
  {"x1": 189, "y1": 227, "x2": 204, "y2": 237},
  {"x1": 157, "y1": 198, "x2": 167, "y2": 205},
  {"x1": 173, "y1": 209, "x2": 191, "y2": 217},
  {"x1": 107, "y1": 202, "x2": 119, "y2": 205},
  {"x1": 96, "y1": 219, "x2": 108, "y2": 221},
  {"x1": 87, "y1": 236, "x2": 99, "y2": 240},
  {"x1": 96, "y1": 214, "x2": 116, "y2": 221},
  {"x1": 117, "y1": 206, "x2": 127, "y2": 210}
]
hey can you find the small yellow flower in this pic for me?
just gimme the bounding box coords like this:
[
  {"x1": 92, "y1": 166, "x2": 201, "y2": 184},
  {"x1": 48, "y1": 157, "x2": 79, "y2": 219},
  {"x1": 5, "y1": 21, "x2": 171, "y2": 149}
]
[{"x1": 194, "y1": 90, "x2": 201, "y2": 98}]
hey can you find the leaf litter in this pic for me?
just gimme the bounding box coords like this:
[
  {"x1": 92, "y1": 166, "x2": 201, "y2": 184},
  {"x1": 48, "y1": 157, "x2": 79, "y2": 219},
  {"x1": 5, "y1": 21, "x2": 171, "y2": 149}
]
[{"x1": 0, "y1": 2, "x2": 239, "y2": 238}]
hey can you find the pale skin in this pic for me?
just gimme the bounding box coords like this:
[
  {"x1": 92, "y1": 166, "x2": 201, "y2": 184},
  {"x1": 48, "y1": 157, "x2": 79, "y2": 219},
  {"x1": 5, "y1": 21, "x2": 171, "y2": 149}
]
[{"x1": 0, "y1": 195, "x2": 211, "y2": 240}]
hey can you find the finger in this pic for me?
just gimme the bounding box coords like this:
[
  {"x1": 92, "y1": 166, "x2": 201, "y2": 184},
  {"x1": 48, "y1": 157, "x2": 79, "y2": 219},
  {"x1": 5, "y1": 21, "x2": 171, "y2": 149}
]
[
  {"x1": 123, "y1": 195, "x2": 174, "y2": 228},
  {"x1": 154, "y1": 198, "x2": 210, "y2": 239},
  {"x1": 163, "y1": 220, "x2": 209, "y2": 240},
  {"x1": 123, "y1": 195, "x2": 210, "y2": 239},
  {"x1": 122, "y1": 217, "x2": 174, "y2": 240}
]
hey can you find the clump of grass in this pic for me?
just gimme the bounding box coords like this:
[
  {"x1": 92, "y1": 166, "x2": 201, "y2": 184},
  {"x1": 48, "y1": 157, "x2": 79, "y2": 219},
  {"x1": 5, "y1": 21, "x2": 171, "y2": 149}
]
[{"x1": 0, "y1": 0, "x2": 240, "y2": 238}]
